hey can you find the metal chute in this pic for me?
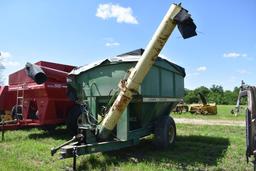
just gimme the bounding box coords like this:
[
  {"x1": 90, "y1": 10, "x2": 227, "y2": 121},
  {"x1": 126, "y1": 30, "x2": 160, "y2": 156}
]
[{"x1": 25, "y1": 62, "x2": 47, "y2": 84}]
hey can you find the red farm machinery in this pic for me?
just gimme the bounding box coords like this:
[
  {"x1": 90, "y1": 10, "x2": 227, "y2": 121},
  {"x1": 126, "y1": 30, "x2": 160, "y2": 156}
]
[{"x1": 0, "y1": 61, "x2": 76, "y2": 131}]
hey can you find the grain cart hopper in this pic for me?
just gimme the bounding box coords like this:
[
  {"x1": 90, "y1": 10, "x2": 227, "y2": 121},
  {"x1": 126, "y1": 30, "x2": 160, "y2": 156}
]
[
  {"x1": 235, "y1": 82, "x2": 256, "y2": 170},
  {"x1": 0, "y1": 61, "x2": 76, "y2": 131},
  {"x1": 51, "y1": 3, "x2": 197, "y2": 169}
]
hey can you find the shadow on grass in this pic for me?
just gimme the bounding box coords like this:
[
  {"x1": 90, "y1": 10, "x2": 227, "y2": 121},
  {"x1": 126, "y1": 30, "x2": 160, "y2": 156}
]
[
  {"x1": 28, "y1": 127, "x2": 70, "y2": 140},
  {"x1": 77, "y1": 135, "x2": 230, "y2": 170}
]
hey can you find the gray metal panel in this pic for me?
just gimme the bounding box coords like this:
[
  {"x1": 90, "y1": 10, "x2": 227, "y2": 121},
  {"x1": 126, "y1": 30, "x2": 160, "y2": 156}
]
[
  {"x1": 77, "y1": 63, "x2": 132, "y2": 96},
  {"x1": 161, "y1": 69, "x2": 174, "y2": 97},
  {"x1": 141, "y1": 66, "x2": 160, "y2": 96},
  {"x1": 175, "y1": 75, "x2": 184, "y2": 97}
]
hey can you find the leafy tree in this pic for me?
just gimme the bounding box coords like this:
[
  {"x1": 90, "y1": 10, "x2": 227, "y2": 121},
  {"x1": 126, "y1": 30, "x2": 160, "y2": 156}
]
[
  {"x1": 194, "y1": 86, "x2": 210, "y2": 97},
  {"x1": 210, "y1": 85, "x2": 224, "y2": 94},
  {"x1": 222, "y1": 90, "x2": 236, "y2": 105},
  {"x1": 233, "y1": 86, "x2": 240, "y2": 98},
  {"x1": 207, "y1": 85, "x2": 224, "y2": 104},
  {"x1": 184, "y1": 90, "x2": 198, "y2": 104},
  {"x1": 184, "y1": 84, "x2": 243, "y2": 105}
]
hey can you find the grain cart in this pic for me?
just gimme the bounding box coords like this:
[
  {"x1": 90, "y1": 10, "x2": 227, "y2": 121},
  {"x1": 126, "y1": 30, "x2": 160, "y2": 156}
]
[
  {"x1": 51, "y1": 3, "x2": 197, "y2": 169},
  {"x1": 235, "y1": 82, "x2": 256, "y2": 170},
  {"x1": 0, "y1": 61, "x2": 75, "y2": 131}
]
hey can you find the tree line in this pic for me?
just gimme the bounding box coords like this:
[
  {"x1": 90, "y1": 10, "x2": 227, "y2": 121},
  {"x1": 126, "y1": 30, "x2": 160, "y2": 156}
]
[{"x1": 184, "y1": 85, "x2": 243, "y2": 105}]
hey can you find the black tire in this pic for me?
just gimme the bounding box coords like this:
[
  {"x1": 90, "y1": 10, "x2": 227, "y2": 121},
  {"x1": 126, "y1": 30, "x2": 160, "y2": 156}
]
[
  {"x1": 11, "y1": 105, "x2": 23, "y2": 120},
  {"x1": 0, "y1": 109, "x2": 4, "y2": 115},
  {"x1": 0, "y1": 110, "x2": 4, "y2": 122},
  {"x1": 66, "y1": 105, "x2": 82, "y2": 136},
  {"x1": 154, "y1": 115, "x2": 176, "y2": 149}
]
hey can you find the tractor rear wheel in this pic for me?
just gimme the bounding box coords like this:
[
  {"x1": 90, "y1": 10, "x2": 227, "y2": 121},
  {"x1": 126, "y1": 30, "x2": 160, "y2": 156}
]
[
  {"x1": 66, "y1": 105, "x2": 82, "y2": 136},
  {"x1": 154, "y1": 115, "x2": 176, "y2": 149}
]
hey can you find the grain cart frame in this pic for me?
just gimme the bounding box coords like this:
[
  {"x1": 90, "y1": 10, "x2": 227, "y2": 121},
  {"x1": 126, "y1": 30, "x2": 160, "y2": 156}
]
[{"x1": 51, "y1": 3, "x2": 197, "y2": 169}]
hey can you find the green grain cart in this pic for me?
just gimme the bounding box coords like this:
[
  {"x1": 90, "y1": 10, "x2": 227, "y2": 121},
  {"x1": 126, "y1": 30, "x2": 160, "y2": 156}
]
[{"x1": 51, "y1": 3, "x2": 197, "y2": 169}]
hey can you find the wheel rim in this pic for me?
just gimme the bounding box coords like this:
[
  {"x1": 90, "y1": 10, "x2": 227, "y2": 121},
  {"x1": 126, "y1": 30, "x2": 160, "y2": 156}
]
[{"x1": 168, "y1": 125, "x2": 175, "y2": 144}]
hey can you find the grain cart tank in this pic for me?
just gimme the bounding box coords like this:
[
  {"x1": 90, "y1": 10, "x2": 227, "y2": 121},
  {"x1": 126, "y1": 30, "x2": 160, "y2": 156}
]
[
  {"x1": 66, "y1": 48, "x2": 186, "y2": 135},
  {"x1": 51, "y1": 4, "x2": 197, "y2": 168}
]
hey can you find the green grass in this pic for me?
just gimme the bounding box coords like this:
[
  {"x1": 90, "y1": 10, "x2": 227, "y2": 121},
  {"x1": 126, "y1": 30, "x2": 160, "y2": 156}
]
[
  {"x1": 0, "y1": 123, "x2": 253, "y2": 170},
  {"x1": 172, "y1": 105, "x2": 246, "y2": 121}
]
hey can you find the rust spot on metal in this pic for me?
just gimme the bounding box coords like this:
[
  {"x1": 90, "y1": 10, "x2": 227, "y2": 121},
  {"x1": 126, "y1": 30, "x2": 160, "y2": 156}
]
[
  {"x1": 113, "y1": 94, "x2": 131, "y2": 112},
  {"x1": 151, "y1": 47, "x2": 161, "y2": 61},
  {"x1": 118, "y1": 80, "x2": 127, "y2": 91}
]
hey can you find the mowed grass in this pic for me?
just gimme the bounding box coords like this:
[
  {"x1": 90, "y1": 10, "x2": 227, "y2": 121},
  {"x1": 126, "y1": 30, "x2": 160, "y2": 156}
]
[
  {"x1": 0, "y1": 127, "x2": 72, "y2": 170},
  {"x1": 172, "y1": 105, "x2": 246, "y2": 121},
  {"x1": 0, "y1": 123, "x2": 253, "y2": 170}
]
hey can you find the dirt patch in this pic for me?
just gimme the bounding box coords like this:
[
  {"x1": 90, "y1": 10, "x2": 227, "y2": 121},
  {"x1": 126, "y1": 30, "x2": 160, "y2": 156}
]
[{"x1": 174, "y1": 118, "x2": 244, "y2": 127}]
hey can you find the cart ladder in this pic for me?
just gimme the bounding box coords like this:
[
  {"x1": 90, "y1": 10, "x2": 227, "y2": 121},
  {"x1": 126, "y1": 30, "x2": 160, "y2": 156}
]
[{"x1": 15, "y1": 88, "x2": 24, "y2": 120}]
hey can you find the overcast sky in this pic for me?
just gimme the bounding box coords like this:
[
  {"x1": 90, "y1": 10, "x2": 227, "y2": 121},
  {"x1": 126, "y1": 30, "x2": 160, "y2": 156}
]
[{"x1": 0, "y1": 0, "x2": 255, "y2": 90}]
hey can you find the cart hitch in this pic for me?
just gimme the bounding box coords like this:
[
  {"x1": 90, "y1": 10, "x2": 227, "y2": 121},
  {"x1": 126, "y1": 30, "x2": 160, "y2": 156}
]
[
  {"x1": 51, "y1": 134, "x2": 84, "y2": 156},
  {"x1": 72, "y1": 147, "x2": 78, "y2": 171}
]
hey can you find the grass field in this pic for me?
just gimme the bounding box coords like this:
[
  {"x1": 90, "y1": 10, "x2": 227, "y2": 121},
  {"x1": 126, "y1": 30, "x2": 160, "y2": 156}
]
[
  {"x1": 172, "y1": 105, "x2": 246, "y2": 121},
  {"x1": 0, "y1": 120, "x2": 253, "y2": 170}
]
